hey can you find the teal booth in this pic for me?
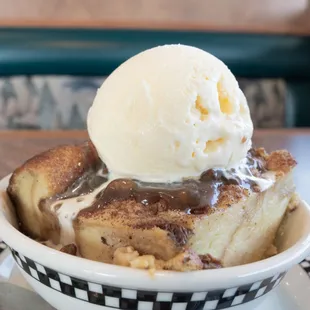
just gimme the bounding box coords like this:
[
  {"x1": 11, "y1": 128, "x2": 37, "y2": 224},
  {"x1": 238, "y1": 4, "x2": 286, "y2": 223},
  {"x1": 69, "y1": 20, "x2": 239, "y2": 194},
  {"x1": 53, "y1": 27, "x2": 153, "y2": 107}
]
[{"x1": 0, "y1": 28, "x2": 309, "y2": 128}]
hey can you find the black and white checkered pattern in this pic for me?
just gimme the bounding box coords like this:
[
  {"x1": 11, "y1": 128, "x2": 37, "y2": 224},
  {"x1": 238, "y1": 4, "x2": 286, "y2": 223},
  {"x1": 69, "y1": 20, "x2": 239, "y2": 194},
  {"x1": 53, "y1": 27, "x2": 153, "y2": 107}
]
[
  {"x1": 10, "y1": 249, "x2": 286, "y2": 310},
  {"x1": 0, "y1": 241, "x2": 6, "y2": 254},
  {"x1": 300, "y1": 256, "x2": 310, "y2": 278}
]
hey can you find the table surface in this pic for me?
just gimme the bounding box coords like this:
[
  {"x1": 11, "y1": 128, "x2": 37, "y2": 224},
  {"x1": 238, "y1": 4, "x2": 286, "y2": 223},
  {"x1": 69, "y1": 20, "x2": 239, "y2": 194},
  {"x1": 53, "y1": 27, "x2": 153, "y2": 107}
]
[{"x1": 0, "y1": 129, "x2": 309, "y2": 202}]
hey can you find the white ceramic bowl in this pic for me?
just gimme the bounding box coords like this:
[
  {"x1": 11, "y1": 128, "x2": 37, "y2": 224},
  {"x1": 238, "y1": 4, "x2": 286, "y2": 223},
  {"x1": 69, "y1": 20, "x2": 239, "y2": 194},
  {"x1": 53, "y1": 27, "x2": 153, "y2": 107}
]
[{"x1": 1, "y1": 175, "x2": 310, "y2": 310}]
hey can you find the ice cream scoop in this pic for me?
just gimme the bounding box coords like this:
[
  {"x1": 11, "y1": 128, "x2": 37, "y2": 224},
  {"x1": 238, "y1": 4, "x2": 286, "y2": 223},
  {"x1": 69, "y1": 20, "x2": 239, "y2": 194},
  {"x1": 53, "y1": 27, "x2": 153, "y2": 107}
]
[{"x1": 87, "y1": 44, "x2": 253, "y2": 182}]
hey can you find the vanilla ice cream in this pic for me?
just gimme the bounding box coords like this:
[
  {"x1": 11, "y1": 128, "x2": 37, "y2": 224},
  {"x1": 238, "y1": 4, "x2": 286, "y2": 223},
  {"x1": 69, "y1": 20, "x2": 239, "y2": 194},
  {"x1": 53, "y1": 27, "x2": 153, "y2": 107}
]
[{"x1": 88, "y1": 44, "x2": 253, "y2": 182}]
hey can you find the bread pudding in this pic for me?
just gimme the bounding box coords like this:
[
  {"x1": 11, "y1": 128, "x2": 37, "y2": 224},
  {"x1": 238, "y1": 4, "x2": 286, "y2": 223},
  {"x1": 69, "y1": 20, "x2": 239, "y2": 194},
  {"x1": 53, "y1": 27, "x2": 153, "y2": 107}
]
[{"x1": 8, "y1": 142, "x2": 296, "y2": 271}]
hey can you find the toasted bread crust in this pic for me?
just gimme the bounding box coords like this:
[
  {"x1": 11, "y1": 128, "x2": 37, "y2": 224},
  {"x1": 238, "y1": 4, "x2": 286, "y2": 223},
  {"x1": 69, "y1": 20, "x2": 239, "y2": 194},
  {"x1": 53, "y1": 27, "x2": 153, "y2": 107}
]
[
  {"x1": 7, "y1": 141, "x2": 99, "y2": 241},
  {"x1": 8, "y1": 141, "x2": 98, "y2": 199}
]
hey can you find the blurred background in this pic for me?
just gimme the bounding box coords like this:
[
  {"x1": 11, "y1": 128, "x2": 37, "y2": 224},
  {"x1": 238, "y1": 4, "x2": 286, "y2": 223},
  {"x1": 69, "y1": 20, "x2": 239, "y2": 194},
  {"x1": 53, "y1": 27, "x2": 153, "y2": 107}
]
[{"x1": 0, "y1": 0, "x2": 309, "y2": 130}]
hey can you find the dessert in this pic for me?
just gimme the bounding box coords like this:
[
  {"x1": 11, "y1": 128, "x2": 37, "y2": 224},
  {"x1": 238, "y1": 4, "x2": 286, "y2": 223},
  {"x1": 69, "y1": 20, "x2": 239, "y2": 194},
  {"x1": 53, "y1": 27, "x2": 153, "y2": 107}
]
[{"x1": 7, "y1": 45, "x2": 297, "y2": 271}]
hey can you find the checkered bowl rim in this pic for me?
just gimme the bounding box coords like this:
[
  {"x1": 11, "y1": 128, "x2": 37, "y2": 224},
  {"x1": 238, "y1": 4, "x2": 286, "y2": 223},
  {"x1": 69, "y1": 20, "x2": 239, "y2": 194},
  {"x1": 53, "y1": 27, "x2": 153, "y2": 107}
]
[{"x1": 11, "y1": 248, "x2": 286, "y2": 310}]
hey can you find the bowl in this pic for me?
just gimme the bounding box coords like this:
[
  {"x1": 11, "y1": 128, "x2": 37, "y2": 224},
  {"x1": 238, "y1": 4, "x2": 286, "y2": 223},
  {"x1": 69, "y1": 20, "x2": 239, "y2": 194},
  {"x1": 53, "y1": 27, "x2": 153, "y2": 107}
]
[{"x1": 1, "y1": 175, "x2": 310, "y2": 310}]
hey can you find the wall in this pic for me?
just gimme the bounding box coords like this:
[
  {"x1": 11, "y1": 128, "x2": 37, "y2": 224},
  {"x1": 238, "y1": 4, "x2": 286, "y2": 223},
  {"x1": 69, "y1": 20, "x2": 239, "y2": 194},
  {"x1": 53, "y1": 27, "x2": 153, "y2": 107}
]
[{"x1": 0, "y1": 0, "x2": 309, "y2": 34}]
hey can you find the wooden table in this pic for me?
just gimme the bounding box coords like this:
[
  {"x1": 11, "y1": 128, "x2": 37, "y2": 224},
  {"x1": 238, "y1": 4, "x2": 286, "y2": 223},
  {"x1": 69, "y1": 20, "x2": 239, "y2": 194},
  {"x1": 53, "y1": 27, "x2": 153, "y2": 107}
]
[{"x1": 0, "y1": 129, "x2": 309, "y2": 202}]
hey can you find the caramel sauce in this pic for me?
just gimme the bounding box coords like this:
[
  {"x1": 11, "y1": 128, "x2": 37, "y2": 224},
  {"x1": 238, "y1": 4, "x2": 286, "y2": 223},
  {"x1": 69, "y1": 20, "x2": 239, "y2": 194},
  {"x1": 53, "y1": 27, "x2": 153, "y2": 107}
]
[
  {"x1": 50, "y1": 149, "x2": 266, "y2": 215},
  {"x1": 55, "y1": 162, "x2": 108, "y2": 200}
]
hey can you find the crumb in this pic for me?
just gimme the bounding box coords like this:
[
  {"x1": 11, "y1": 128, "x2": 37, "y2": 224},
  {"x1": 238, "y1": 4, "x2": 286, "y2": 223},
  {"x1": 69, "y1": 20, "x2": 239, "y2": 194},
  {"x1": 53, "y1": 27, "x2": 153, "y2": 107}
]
[
  {"x1": 199, "y1": 254, "x2": 222, "y2": 269},
  {"x1": 112, "y1": 247, "x2": 205, "y2": 271},
  {"x1": 60, "y1": 244, "x2": 77, "y2": 256},
  {"x1": 266, "y1": 150, "x2": 296, "y2": 174}
]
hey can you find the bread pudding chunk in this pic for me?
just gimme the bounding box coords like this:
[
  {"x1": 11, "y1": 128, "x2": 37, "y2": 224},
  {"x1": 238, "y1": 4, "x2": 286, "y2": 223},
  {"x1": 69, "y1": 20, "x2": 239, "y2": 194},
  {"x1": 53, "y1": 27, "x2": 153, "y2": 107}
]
[{"x1": 7, "y1": 143, "x2": 296, "y2": 271}]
